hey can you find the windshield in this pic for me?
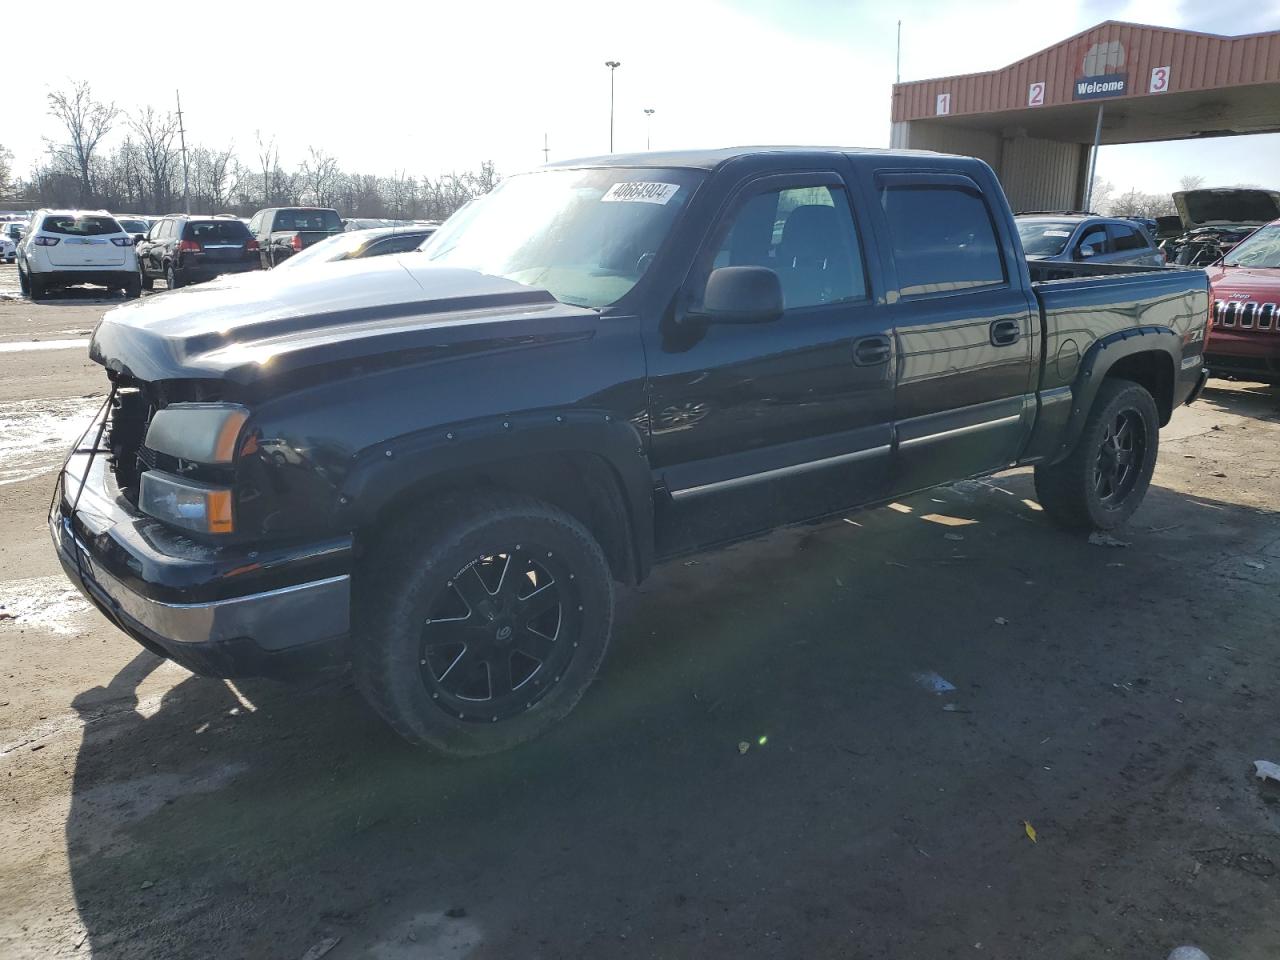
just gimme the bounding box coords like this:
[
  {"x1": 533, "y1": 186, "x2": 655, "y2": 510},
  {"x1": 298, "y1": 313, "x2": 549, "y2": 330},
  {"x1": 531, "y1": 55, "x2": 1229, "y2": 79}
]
[
  {"x1": 420, "y1": 167, "x2": 703, "y2": 308},
  {"x1": 1223, "y1": 224, "x2": 1280, "y2": 268},
  {"x1": 1017, "y1": 220, "x2": 1075, "y2": 257},
  {"x1": 116, "y1": 218, "x2": 148, "y2": 233}
]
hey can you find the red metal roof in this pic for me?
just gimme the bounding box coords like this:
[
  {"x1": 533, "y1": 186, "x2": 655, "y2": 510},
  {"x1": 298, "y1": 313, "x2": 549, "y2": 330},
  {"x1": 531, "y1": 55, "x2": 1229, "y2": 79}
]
[{"x1": 892, "y1": 21, "x2": 1280, "y2": 122}]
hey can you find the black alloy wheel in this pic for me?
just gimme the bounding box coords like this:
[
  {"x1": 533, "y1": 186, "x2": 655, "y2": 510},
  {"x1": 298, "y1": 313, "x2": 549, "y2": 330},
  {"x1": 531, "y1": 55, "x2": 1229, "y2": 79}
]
[
  {"x1": 1093, "y1": 408, "x2": 1146, "y2": 506},
  {"x1": 420, "y1": 547, "x2": 580, "y2": 722}
]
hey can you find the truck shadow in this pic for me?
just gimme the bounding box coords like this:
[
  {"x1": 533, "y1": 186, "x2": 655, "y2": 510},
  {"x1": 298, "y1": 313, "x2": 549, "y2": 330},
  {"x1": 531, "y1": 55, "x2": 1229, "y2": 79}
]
[{"x1": 63, "y1": 473, "x2": 1280, "y2": 958}]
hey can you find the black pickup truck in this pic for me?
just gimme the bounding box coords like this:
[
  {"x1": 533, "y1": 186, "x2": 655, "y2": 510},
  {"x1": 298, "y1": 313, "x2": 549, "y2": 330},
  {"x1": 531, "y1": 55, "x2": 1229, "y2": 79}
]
[
  {"x1": 247, "y1": 206, "x2": 343, "y2": 268},
  {"x1": 53, "y1": 147, "x2": 1210, "y2": 755}
]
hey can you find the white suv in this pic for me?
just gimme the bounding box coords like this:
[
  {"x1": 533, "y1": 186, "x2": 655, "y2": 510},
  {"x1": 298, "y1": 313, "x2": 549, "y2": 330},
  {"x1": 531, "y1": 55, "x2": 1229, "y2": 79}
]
[{"x1": 17, "y1": 210, "x2": 141, "y2": 301}]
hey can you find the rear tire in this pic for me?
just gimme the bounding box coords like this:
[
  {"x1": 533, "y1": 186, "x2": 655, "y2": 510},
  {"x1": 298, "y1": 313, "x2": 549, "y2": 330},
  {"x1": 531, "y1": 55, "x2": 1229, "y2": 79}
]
[
  {"x1": 166, "y1": 262, "x2": 183, "y2": 290},
  {"x1": 354, "y1": 493, "x2": 615, "y2": 756},
  {"x1": 17, "y1": 265, "x2": 30, "y2": 297},
  {"x1": 138, "y1": 263, "x2": 153, "y2": 291},
  {"x1": 28, "y1": 273, "x2": 45, "y2": 302},
  {"x1": 1034, "y1": 378, "x2": 1159, "y2": 531},
  {"x1": 123, "y1": 275, "x2": 142, "y2": 299}
]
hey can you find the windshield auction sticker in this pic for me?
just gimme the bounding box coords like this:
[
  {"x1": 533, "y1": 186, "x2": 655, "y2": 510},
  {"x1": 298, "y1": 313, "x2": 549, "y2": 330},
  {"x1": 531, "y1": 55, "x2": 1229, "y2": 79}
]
[{"x1": 602, "y1": 182, "x2": 680, "y2": 204}]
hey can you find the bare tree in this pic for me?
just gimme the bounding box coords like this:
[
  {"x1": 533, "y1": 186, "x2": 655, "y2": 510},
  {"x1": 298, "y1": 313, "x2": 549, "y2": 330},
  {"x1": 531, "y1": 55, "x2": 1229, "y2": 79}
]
[
  {"x1": 1179, "y1": 175, "x2": 1206, "y2": 192},
  {"x1": 0, "y1": 144, "x2": 13, "y2": 196},
  {"x1": 45, "y1": 81, "x2": 119, "y2": 205},
  {"x1": 301, "y1": 146, "x2": 341, "y2": 207},
  {"x1": 191, "y1": 145, "x2": 241, "y2": 211},
  {"x1": 255, "y1": 130, "x2": 279, "y2": 206},
  {"x1": 130, "y1": 106, "x2": 180, "y2": 211}
]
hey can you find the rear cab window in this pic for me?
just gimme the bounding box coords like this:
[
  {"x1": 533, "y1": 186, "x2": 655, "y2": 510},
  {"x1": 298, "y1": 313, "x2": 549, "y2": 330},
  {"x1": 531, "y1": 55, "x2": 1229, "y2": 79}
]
[
  {"x1": 184, "y1": 220, "x2": 251, "y2": 242},
  {"x1": 878, "y1": 179, "x2": 1006, "y2": 297},
  {"x1": 41, "y1": 215, "x2": 122, "y2": 237},
  {"x1": 273, "y1": 209, "x2": 342, "y2": 232}
]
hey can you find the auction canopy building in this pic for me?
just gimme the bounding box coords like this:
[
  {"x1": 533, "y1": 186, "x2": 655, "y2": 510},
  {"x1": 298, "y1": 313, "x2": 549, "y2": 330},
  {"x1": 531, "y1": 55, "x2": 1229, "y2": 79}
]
[{"x1": 890, "y1": 21, "x2": 1280, "y2": 212}]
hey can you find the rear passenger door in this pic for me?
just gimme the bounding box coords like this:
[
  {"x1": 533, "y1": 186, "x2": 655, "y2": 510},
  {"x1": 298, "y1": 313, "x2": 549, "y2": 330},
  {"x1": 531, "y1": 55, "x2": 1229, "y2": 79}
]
[
  {"x1": 1107, "y1": 222, "x2": 1161, "y2": 266},
  {"x1": 873, "y1": 172, "x2": 1037, "y2": 491}
]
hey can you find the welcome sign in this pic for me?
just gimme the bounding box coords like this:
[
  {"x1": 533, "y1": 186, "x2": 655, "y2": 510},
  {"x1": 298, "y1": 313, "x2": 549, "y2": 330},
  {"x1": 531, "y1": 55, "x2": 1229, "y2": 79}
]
[{"x1": 1074, "y1": 74, "x2": 1128, "y2": 99}]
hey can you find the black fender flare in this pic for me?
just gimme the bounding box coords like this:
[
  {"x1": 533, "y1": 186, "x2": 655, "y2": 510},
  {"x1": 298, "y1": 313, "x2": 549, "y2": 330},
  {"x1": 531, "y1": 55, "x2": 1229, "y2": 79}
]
[
  {"x1": 340, "y1": 408, "x2": 654, "y2": 578},
  {"x1": 1053, "y1": 325, "x2": 1180, "y2": 462}
]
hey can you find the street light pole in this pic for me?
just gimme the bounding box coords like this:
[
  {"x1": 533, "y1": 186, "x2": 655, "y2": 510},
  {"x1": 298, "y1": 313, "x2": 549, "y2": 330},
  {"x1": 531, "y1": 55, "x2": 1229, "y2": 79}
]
[
  {"x1": 605, "y1": 60, "x2": 621, "y2": 152},
  {"x1": 644, "y1": 108, "x2": 655, "y2": 150}
]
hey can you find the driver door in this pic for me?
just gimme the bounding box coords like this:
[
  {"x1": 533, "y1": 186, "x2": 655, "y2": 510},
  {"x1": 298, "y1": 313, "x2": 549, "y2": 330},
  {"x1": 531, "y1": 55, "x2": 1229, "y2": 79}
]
[{"x1": 646, "y1": 171, "x2": 895, "y2": 555}]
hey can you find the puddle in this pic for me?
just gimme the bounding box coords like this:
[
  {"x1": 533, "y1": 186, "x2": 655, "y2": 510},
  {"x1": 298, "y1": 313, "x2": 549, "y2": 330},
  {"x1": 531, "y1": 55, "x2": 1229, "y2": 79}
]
[
  {"x1": 0, "y1": 396, "x2": 102, "y2": 485},
  {"x1": 0, "y1": 575, "x2": 92, "y2": 635}
]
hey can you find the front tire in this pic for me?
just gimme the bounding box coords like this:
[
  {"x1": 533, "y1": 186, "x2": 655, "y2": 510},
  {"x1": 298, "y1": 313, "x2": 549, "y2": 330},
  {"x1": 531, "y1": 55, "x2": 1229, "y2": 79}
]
[
  {"x1": 1034, "y1": 378, "x2": 1160, "y2": 531},
  {"x1": 355, "y1": 493, "x2": 615, "y2": 756}
]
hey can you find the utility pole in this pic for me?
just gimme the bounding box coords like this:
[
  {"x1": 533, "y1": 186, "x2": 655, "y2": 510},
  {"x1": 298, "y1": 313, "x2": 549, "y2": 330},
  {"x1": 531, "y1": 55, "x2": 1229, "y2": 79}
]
[
  {"x1": 605, "y1": 61, "x2": 621, "y2": 152},
  {"x1": 644, "y1": 108, "x2": 655, "y2": 150},
  {"x1": 175, "y1": 90, "x2": 190, "y2": 213},
  {"x1": 543, "y1": 132, "x2": 550, "y2": 164}
]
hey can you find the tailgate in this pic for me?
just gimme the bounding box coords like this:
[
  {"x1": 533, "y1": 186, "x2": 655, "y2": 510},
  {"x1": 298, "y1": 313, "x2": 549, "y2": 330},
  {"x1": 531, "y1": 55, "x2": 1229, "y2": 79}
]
[
  {"x1": 296, "y1": 230, "x2": 338, "y2": 250},
  {"x1": 49, "y1": 236, "x2": 125, "y2": 267}
]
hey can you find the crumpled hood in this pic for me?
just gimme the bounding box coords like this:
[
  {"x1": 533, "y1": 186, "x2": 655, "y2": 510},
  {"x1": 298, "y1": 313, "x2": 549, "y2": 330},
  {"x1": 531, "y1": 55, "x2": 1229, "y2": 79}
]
[
  {"x1": 90, "y1": 255, "x2": 598, "y2": 386},
  {"x1": 1174, "y1": 189, "x2": 1280, "y2": 230}
]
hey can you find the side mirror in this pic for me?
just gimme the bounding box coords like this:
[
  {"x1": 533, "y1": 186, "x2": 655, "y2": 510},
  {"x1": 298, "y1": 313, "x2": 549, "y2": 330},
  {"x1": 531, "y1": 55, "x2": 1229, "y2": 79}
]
[
  {"x1": 1078, "y1": 246, "x2": 1095, "y2": 259},
  {"x1": 696, "y1": 266, "x2": 784, "y2": 325}
]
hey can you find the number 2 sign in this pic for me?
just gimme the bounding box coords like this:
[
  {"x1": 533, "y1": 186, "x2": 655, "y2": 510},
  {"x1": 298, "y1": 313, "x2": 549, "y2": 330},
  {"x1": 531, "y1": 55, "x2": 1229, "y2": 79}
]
[
  {"x1": 1150, "y1": 66, "x2": 1171, "y2": 94},
  {"x1": 1028, "y1": 82, "x2": 1045, "y2": 107}
]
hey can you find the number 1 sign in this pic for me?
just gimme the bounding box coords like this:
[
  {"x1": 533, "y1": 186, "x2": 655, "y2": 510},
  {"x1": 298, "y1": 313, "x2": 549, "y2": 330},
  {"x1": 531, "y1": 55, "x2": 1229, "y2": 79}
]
[{"x1": 936, "y1": 93, "x2": 951, "y2": 116}]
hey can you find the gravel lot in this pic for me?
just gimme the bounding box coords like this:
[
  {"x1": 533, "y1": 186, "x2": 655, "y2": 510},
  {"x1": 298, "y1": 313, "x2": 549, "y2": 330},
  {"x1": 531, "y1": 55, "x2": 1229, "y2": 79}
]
[{"x1": 2, "y1": 260, "x2": 1279, "y2": 959}]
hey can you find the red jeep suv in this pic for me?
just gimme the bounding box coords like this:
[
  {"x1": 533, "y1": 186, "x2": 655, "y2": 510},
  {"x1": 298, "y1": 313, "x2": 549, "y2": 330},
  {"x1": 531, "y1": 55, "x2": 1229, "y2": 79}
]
[{"x1": 1205, "y1": 219, "x2": 1280, "y2": 385}]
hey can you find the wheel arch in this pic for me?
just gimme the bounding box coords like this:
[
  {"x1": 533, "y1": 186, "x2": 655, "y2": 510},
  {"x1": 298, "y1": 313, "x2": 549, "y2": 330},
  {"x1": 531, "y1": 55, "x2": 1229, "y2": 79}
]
[
  {"x1": 344, "y1": 416, "x2": 654, "y2": 586},
  {"x1": 1052, "y1": 327, "x2": 1180, "y2": 463}
]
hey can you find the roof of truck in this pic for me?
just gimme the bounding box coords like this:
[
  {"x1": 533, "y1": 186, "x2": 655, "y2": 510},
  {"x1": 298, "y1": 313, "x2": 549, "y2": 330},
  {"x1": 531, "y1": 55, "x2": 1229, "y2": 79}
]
[{"x1": 546, "y1": 145, "x2": 949, "y2": 171}]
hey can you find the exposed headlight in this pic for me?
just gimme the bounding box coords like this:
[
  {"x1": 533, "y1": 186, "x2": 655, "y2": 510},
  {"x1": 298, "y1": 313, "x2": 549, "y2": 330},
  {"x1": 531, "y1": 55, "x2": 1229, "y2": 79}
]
[
  {"x1": 145, "y1": 403, "x2": 249, "y2": 464},
  {"x1": 139, "y1": 472, "x2": 234, "y2": 534}
]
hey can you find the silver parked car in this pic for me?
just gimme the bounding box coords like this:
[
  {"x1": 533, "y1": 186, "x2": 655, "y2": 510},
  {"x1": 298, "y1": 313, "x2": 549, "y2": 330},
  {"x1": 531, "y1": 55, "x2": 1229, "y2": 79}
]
[{"x1": 1016, "y1": 214, "x2": 1165, "y2": 268}]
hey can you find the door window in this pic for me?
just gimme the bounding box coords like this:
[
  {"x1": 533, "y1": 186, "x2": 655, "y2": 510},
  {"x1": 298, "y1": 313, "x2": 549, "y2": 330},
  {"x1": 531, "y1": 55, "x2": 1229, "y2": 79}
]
[
  {"x1": 879, "y1": 184, "x2": 1005, "y2": 296},
  {"x1": 1109, "y1": 223, "x2": 1147, "y2": 252},
  {"x1": 708, "y1": 185, "x2": 866, "y2": 309},
  {"x1": 1076, "y1": 226, "x2": 1109, "y2": 258}
]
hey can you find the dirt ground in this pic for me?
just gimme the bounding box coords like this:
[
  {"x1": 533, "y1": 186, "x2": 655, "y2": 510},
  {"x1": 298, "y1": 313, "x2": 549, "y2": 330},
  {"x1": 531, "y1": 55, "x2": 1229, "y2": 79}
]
[{"x1": 2, "y1": 260, "x2": 1279, "y2": 960}]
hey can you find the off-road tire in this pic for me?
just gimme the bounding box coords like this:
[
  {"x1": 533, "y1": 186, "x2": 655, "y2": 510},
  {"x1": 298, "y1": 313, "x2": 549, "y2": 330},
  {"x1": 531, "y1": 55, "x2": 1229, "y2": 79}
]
[
  {"x1": 354, "y1": 493, "x2": 615, "y2": 756},
  {"x1": 1034, "y1": 378, "x2": 1159, "y2": 531}
]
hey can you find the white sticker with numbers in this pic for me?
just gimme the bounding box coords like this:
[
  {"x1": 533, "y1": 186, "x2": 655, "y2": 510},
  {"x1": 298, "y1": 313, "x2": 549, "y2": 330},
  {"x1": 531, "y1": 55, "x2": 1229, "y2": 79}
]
[{"x1": 602, "y1": 182, "x2": 680, "y2": 204}]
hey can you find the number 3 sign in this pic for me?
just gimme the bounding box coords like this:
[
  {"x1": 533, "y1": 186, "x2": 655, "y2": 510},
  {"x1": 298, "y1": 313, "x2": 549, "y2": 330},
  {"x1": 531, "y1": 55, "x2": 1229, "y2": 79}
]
[{"x1": 1150, "y1": 66, "x2": 1171, "y2": 94}]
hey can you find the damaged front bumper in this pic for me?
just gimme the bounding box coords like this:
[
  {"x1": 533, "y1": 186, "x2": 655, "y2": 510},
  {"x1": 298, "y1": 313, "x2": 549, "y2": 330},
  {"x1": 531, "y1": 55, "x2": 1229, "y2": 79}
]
[{"x1": 50, "y1": 407, "x2": 353, "y2": 679}]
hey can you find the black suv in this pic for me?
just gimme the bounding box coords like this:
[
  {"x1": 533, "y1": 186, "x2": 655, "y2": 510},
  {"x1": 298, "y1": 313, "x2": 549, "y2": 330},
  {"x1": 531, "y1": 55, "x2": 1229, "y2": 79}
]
[{"x1": 137, "y1": 215, "x2": 262, "y2": 290}]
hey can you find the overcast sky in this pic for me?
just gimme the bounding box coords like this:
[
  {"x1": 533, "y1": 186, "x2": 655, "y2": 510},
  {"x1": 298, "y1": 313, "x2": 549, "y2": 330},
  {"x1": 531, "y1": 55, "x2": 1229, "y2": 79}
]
[{"x1": 5, "y1": 0, "x2": 1278, "y2": 195}]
